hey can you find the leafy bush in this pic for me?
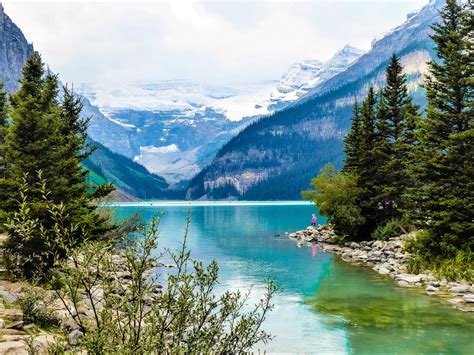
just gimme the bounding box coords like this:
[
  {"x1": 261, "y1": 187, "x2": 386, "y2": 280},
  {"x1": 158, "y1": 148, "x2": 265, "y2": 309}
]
[
  {"x1": 18, "y1": 287, "x2": 56, "y2": 328},
  {"x1": 371, "y1": 218, "x2": 402, "y2": 240},
  {"x1": 49, "y1": 215, "x2": 278, "y2": 353},
  {"x1": 302, "y1": 164, "x2": 364, "y2": 239}
]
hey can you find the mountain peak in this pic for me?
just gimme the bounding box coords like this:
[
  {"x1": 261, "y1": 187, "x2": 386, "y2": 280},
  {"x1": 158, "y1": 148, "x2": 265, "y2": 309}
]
[{"x1": 337, "y1": 44, "x2": 366, "y2": 56}]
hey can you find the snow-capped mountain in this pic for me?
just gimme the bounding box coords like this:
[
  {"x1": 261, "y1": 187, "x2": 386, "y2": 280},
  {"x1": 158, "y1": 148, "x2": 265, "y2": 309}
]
[
  {"x1": 186, "y1": 0, "x2": 444, "y2": 200},
  {"x1": 77, "y1": 44, "x2": 364, "y2": 185},
  {"x1": 267, "y1": 45, "x2": 365, "y2": 109}
]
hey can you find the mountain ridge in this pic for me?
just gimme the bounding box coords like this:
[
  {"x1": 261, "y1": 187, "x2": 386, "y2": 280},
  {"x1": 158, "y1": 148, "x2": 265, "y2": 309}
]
[{"x1": 185, "y1": 0, "x2": 442, "y2": 200}]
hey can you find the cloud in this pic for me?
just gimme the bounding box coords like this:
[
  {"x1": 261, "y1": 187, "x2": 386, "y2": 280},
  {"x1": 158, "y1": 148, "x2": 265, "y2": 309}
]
[{"x1": 3, "y1": 0, "x2": 428, "y2": 87}]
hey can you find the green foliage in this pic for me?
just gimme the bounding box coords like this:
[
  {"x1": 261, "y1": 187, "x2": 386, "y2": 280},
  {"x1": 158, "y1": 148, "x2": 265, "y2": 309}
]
[
  {"x1": 18, "y1": 287, "x2": 56, "y2": 328},
  {"x1": 303, "y1": 164, "x2": 364, "y2": 239},
  {"x1": 1, "y1": 53, "x2": 114, "y2": 278},
  {"x1": 371, "y1": 218, "x2": 402, "y2": 241},
  {"x1": 405, "y1": 230, "x2": 473, "y2": 282},
  {"x1": 406, "y1": 0, "x2": 474, "y2": 255},
  {"x1": 4, "y1": 173, "x2": 90, "y2": 279},
  {"x1": 49, "y1": 215, "x2": 278, "y2": 353}
]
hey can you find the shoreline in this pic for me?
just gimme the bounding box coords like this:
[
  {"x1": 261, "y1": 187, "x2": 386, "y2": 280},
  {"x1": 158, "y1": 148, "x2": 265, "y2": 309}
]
[{"x1": 289, "y1": 225, "x2": 474, "y2": 313}]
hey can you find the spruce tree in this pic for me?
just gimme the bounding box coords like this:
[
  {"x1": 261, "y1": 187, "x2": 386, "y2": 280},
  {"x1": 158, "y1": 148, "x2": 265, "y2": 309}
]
[
  {"x1": 4, "y1": 53, "x2": 112, "y2": 278},
  {"x1": 356, "y1": 87, "x2": 380, "y2": 237},
  {"x1": 375, "y1": 54, "x2": 421, "y2": 222},
  {"x1": 343, "y1": 102, "x2": 363, "y2": 173},
  {"x1": 411, "y1": 0, "x2": 473, "y2": 254}
]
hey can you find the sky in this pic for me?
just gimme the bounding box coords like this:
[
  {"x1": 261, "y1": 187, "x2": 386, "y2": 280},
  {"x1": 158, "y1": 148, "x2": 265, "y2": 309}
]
[{"x1": 3, "y1": 0, "x2": 429, "y2": 86}]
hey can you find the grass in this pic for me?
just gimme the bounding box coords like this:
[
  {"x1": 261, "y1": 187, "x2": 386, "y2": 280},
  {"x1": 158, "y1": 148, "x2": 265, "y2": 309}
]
[{"x1": 404, "y1": 231, "x2": 473, "y2": 282}]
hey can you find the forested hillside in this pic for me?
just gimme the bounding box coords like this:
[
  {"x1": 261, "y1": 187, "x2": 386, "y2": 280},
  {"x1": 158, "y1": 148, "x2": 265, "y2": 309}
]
[
  {"x1": 187, "y1": 40, "x2": 436, "y2": 200},
  {"x1": 84, "y1": 139, "x2": 182, "y2": 200}
]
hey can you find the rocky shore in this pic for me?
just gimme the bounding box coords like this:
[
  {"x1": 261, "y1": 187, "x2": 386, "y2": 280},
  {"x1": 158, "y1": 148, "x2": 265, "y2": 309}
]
[
  {"x1": 0, "y1": 233, "x2": 168, "y2": 353},
  {"x1": 289, "y1": 225, "x2": 474, "y2": 313}
]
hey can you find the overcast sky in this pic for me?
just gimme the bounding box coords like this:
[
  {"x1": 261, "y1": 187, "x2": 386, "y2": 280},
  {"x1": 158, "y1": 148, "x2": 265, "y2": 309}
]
[{"x1": 3, "y1": 0, "x2": 429, "y2": 86}]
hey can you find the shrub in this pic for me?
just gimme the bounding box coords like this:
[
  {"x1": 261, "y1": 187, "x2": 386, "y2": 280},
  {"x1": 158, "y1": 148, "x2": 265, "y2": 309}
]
[
  {"x1": 404, "y1": 230, "x2": 473, "y2": 281},
  {"x1": 49, "y1": 214, "x2": 278, "y2": 353},
  {"x1": 302, "y1": 164, "x2": 364, "y2": 239},
  {"x1": 18, "y1": 287, "x2": 56, "y2": 328},
  {"x1": 371, "y1": 218, "x2": 402, "y2": 240}
]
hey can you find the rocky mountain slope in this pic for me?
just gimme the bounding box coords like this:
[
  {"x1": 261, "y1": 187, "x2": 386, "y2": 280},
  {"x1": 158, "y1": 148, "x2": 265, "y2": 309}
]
[
  {"x1": 0, "y1": 4, "x2": 169, "y2": 200},
  {"x1": 186, "y1": 0, "x2": 442, "y2": 200},
  {"x1": 0, "y1": 3, "x2": 33, "y2": 93},
  {"x1": 78, "y1": 45, "x2": 364, "y2": 186}
]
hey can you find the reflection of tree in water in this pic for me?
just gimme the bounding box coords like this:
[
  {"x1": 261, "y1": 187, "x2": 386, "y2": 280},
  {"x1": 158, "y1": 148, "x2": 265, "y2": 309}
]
[{"x1": 305, "y1": 257, "x2": 474, "y2": 354}]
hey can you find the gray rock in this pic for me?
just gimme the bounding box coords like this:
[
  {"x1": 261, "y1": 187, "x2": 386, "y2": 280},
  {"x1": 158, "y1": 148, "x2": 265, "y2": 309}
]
[
  {"x1": 0, "y1": 318, "x2": 4, "y2": 329},
  {"x1": 68, "y1": 330, "x2": 84, "y2": 345},
  {"x1": 396, "y1": 273, "x2": 426, "y2": 284},
  {"x1": 1, "y1": 290, "x2": 19, "y2": 303},
  {"x1": 462, "y1": 294, "x2": 474, "y2": 303},
  {"x1": 449, "y1": 285, "x2": 470, "y2": 294},
  {"x1": 426, "y1": 285, "x2": 438, "y2": 292}
]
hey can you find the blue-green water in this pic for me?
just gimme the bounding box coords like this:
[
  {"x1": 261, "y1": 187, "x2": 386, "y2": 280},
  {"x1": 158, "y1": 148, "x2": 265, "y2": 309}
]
[{"x1": 110, "y1": 202, "x2": 474, "y2": 353}]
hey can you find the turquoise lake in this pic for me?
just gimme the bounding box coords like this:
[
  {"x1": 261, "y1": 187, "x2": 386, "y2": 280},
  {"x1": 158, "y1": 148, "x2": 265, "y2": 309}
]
[{"x1": 110, "y1": 202, "x2": 474, "y2": 354}]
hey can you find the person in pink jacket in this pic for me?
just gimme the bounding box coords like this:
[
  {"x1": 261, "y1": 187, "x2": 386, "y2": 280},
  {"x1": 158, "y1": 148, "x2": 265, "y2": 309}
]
[{"x1": 311, "y1": 214, "x2": 317, "y2": 226}]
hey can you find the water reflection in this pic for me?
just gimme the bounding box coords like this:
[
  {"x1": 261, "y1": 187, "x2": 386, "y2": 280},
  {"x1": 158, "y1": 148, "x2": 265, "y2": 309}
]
[{"x1": 307, "y1": 257, "x2": 474, "y2": 353}]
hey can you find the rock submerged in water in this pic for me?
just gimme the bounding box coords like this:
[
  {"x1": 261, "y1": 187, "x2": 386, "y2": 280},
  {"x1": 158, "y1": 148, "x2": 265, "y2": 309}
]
[{"x1": 287, "y1": 225, "x2": 474, "y2": 313}]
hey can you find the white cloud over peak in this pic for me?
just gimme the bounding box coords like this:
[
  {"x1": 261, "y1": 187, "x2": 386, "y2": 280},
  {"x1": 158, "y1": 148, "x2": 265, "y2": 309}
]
[{"x1": 3, "y1": 0, "x2": 428, "y2": 87}]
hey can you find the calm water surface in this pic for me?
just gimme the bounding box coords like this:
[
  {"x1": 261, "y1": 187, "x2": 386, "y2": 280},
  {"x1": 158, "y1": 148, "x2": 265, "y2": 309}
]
[{"x1": 110, "y1": 202, "x2": 474, "y2": 354}]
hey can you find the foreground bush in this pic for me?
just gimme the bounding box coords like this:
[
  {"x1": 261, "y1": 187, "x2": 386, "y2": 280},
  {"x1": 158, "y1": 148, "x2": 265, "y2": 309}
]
[{"x1": 49, "y1": 215, "x2": 277, "y2": 353}]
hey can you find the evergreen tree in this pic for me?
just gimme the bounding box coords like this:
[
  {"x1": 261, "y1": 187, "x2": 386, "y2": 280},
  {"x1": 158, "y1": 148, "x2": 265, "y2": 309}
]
[
  {"x1": 356, "y1": 87, "x2": 380, "y2": 237},
  {"x1": 410, "y1": 0, "x2": 473, "y2": 254},
  {"x1": 374, "y1": 54, "x2": 421, "y2": 222},
  {"x1": 4, "y1": 53, "x2": 112, "y2": 278},
  {"x1": 343, "y1": 102, "x2": 363, "y2": 173}
]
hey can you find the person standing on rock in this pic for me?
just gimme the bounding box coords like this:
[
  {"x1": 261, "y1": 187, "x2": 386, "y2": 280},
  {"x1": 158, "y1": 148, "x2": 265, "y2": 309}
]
[{"x1": 311, "y1": 214, "x2": 317, "y2": 227}]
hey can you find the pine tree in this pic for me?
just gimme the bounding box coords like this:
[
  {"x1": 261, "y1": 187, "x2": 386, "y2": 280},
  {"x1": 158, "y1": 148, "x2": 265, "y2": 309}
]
[
  {"x1": 410, "y1": 0, "x2": 473, "y2": 255},
  {"x1": 343, "y1": 102, "x2": 363, "y2": 173},
  {"x1": 6, "y1": 53, "x2": 63, "y2": 199},
  {"x1": 356, "y1": 87, "x2": 380, "y2": 237},
  {"x1": 374, "y1": 54, "x2": 421, "y2": 222},
  {"x1": 4, "y1": 53, "x2": 112, "y2": 278}
]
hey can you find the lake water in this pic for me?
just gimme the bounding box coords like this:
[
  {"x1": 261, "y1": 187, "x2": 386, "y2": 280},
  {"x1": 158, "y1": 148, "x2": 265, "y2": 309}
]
[{"x1": 110, "y1": 202, "x2": 474, "y2": 354}]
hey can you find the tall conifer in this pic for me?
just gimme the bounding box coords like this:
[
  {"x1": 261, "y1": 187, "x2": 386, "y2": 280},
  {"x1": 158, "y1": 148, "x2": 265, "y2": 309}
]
[
  {"x1": 357, "y1": 87, "x2": 380, "y2": 236},
  {"x1": 4, "y1": 53, "x2": 112, "y2": 278},
  {"x1": 410, "y1": 0, "x2": 473, "y2": 254},
  {"x1": 343, "y1": 102, "x2": 363, "y2": 173},
  {"x1": 375, "y1": 54, "x2": 421, "y2": 222}
]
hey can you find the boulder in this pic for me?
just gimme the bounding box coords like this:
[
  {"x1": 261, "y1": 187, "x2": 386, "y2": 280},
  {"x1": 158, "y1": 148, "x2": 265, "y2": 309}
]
[
  {"x1": 68, "y1": 329, "x2": 84, "y2": 346},
  {"x1": 395, "y1": 274, "x2": 426, "y2": 284},
  {"x1": 449, "y1": 285, "x2": 471, "y2": 294},
  {"x1": 426, "y1": 285, "x2": 439, "y2": 292},
  {"x1": 0, "y1": 341, "x2": 27, "y2": 354},
  {"x1": 462, "y1": 294, "x2": 474, "y2": 303},
  {"x1": 0, "y1": 290, "x2": 19, "y2": 303}
]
